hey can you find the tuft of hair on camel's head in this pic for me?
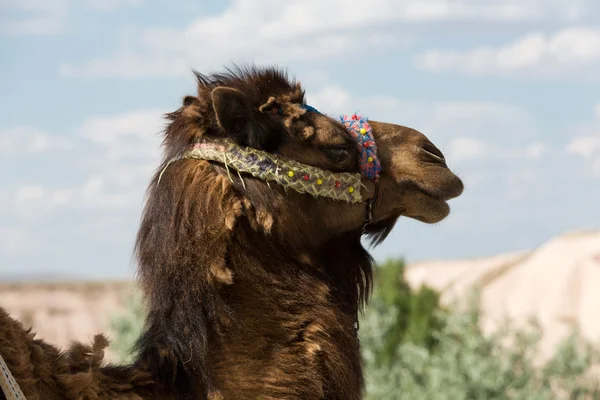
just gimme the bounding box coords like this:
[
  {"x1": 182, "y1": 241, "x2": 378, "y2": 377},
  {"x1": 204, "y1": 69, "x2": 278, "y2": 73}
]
[{"x1": 132, "y1": 65, "x2": 464, "y2": 399}]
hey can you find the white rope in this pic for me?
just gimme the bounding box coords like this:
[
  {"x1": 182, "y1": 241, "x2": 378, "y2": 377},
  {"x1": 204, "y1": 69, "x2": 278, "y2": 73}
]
[{"x1": 0, "y1": 352, "x2": 26, "y2": 400}]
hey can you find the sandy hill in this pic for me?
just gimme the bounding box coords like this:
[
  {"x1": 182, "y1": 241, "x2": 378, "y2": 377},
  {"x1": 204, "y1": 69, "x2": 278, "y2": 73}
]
[
  {"x1": 1, "y1": 229, "x2": 599, "y2": 362},
  {"x1": 0, "y1": 280, "x2": 134, "y2": 361},
  {"x1": 405, "y1": 229, "x2": 600, "y2": 360}
]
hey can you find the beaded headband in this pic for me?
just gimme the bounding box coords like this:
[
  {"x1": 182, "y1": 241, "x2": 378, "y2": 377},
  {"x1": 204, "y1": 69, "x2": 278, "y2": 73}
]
[
  {"x1": 162, "y1": 106, "x2": 381, "y2": 204},
  {"x1": 340, "y1": 114, "x2": 381, "y2": 181},
  {"x1": 298, "y1": 105, "x2": 381, "y2": 181},
  {"x1": 181, "y1": 138, "x2": 364, "y2": 203}
]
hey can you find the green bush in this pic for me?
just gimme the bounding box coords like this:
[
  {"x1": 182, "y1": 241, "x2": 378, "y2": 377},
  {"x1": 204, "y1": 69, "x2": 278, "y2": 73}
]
[
  {"x1": 360, "y1": 261, "x2": 600, "y2": 400},
  {"x1": 109, "y1": 290, "x2": 145, "y2": 363},
  {"x1": 360, "y1": 258, "x2": 446, "y2": 367}
]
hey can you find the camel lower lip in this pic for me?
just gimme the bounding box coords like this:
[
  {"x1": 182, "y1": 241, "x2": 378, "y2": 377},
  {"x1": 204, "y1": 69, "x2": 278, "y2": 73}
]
[{"x1": 408, "y1": 195, "x2": 450, "y2": 223}]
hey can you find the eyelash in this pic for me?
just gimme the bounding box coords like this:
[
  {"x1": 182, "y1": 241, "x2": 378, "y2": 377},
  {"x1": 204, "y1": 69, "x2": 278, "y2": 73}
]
[
  {"x1": 326, "y1": 148, "x2": 348, "y2": 157},
  {"x1": 323, "y1": 147, "x2": 351, "y2": 162}
]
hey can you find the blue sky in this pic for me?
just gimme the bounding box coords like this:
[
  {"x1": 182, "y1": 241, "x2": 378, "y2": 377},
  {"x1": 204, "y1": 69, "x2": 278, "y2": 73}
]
[{"x1": 1, "y1": 0, "x2": 599, "y2": 279}]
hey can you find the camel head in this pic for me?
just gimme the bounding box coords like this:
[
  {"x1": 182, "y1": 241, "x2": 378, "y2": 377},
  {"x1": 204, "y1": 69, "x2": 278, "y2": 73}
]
[{"x1": 158, "y1": 66, "x2": 463, "y2": 249}]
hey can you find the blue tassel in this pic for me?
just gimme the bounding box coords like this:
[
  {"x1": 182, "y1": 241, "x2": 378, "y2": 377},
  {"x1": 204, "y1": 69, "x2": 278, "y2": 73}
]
[{"x1": 301, "y1": 104, "x2": 321, "y2": 114}]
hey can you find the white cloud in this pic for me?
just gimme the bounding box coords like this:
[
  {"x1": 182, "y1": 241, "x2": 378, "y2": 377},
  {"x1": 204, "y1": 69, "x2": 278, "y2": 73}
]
[
  {"x1": 567, "y1": 136, "x2": 600, "y2": 158},
  {"x1": 446, "y1": 137, "x2": 488, "y2": 161},
  {"x1": 523, "y1": 142, "x2": 546, "y2": 159},
  {"x1": 78, "y1": 109, "x2": 165, "y2": 160},
  {"x1": 1, "y1": 108, "x2": 165, "y2": 222},
  {"x1": 11, "y1": 185, "x2": 74, "y2": 219},
  {"x1": 504, "y1": 169, "x2": 546, "y2": 200},
  {"x1": 0, "y1": 126, "x2": 74, "y2": 158},
  {"x1": 83, "y1": 0, "x2": 143, "y2": 11},
  {"x1": 567, "y1": 103, "x2": 600, "y2": 176},
  {"x1": 1, "y1": 0, "x2": 142, "y2": 12},
  {"x1": 0, "y1": 0, "x2": 145, "y2": 35},
  {"x1": 1, "y1": 15, "x2": 65, "y2": 35},
  {"x1": 59, "y1": 0, "x2": 597, "y2": 79},
  {"x1": 0, "y1": 0, "x2": 66, "y2": 10},
  {"x1": 59, "y1": 54, "x2": 190, "y2": 79},
  {"x1": 59, "y1": 109, "x2": 164, "y2": 210},
  {"x1": 446, "y1": 136, "x2": 547, "y2": 162},
  {"x1": 10, "y1": 166, "x2": 153, "y2": 218},
  {"x1": 14, "y1": 185, "x2": 73, "y2": 206},
  {"x1": 426, "y1": 102, "x2": 529, "y2": 129},
  {"x1": 75, "y1": 165, "x2": 153, "y2": 210},
  {"x1": 414, "y1": 27, "x2": 600, "y2": 79},
  {"x1": 413, "y1": 102, "x2": 541, "y2": 160},
  {"x1": 14, "y1": 185, "x2": 45, "y2": 201},
  {"x1": 308, "y1": 85, "x2": 353, "y2": 113},
  {"x1": 245, "y1": 0, "x2": 560, "y2": 39},
  {"x1": 593, "y1": 159, "x2": 600, "y2": 176},
  {"x1": 307, "y1": 84, "x2": 420, "y2": 123},
  {"x1": 0, "y1": 0, "x2": 67, "y2": 35},
  {"x1": 0, "y1": 226, "x2": 28, "y2": 254}
]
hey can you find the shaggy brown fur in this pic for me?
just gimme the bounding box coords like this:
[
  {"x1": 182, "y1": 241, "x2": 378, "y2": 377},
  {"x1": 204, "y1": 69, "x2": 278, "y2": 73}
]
[
  {"x1": 0, "y1": 65, "x2": 463, "y2": 400},
  {"x1": 0, "y1": 308, "x2": 170, "y2": 400}
]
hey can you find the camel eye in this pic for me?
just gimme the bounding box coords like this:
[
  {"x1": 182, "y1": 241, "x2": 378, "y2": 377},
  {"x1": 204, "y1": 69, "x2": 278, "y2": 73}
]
[{"x1": 323, "y1": 147, "x2": 350, "y2": 162}]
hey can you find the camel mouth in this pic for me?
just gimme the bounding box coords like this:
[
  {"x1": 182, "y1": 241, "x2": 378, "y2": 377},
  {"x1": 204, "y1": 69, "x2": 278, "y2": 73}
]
[
  {"x1": 412, "y1": 212, "x2": 449, "y2": 224},
  {"x1": 410, "y1": 194, "x2": 451, "y2": 224},
  {"x1": 404, "y1": 173, "x2": 463, "y2": 224},
  {"x1": 420, "y1": 171, "x2": 464, "y2": 202}
]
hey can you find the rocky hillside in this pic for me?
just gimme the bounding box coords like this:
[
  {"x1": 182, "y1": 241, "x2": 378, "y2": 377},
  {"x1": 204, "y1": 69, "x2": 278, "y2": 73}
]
[
  {"x1": 405, "y1": 229, "x2": 600, "y2": 361},
  {"x1": 0, "y1": 280, "x2": 133, "y2": 361}
]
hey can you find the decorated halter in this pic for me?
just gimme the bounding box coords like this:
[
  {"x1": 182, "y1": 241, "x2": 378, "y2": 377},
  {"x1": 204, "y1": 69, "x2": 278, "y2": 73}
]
[
  {"x1": 180, "y1": 138, "x2": 364, "y2": 203},
  {"x1": 164, "y1": 105, "x2": 381, "y2": 206},
  {"x1": 340, "y1": 114, "x2": 381, "y2": 181},
  {"x1": 300, "y1": 105, "x2": 381, "y2": 182}
]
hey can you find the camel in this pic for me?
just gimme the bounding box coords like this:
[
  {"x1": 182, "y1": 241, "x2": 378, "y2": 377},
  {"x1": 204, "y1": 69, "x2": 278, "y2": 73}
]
[{"x1": 0, "y1": 65, "x2": 463, "y2": 400}]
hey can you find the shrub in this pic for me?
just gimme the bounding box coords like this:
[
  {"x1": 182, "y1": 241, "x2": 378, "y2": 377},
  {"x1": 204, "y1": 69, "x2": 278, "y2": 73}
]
[
  {"x1": 360, "y1": 258, "x2": 446, "y2": 368},
  {"x1": 109, "y1": 290, "x2": 144, "y2": 363},
  {"x1": 360, "y1": 262, "x2": 600, "y2": 400}
]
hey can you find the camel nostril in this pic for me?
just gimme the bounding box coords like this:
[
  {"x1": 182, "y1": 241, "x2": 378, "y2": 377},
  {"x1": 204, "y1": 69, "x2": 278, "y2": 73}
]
[{"x1": 421, "y1": 142, "x2": 446, "y2": 164}]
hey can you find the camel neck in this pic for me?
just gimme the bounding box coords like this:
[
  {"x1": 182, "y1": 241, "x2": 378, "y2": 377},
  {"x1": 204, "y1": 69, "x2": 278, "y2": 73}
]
[
  {"x1": 198, "y1": 224, "x2": 365, "y2": 399},
  {"x1": 134, "y1": 215, "x2": 370, "y2": 400}
]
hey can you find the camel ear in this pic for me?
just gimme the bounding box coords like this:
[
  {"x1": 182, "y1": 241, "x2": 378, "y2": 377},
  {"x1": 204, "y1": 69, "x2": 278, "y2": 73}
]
[
  {"x1": 211, "y1": 87, "x2": 275, "y2": 150},
  {"x1": 183, "y1": 95, "x2": 197, "y2": 106}
]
